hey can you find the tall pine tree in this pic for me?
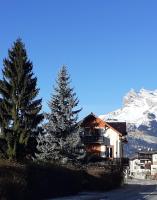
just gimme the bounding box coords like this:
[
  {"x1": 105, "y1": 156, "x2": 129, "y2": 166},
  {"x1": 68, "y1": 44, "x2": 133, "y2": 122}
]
[
  {"x1": 37, "y1": 66, "x2": 82, "y2": 162},
  {"x1": 48, "y1": 66, "x2": 81, "y2": 136},
  {"x1": 0, "y1": 39, "x2": 43, "y2": 160}
]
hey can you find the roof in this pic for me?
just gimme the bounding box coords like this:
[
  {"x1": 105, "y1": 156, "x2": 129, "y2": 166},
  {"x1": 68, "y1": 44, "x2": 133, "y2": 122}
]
[
  {"x1": 130, "y1": 150, "x2": 157, "y2": 160},
  {"x1": 79, "y1": 112, "x2": 97, "y2": 124},
  {"x1": 79, "y1": 112, "x2": 105, "y2": 128},
  {"x1": 130, "y1": 155, "x2": 138, "y2": 161},
  {"x1": 107, "y1": 122, "x2": 127, "y2": 136},
  {"x1": 137, "y1": 150, "x2": 157, "y2": 155},
  {"x1": 79, "y1": 112, "x2": 127, "y2": 137}
]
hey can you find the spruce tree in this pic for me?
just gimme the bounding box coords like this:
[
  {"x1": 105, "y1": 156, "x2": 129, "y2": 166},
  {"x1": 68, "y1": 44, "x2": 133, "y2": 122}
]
[
  {"x1": 48, "y1": 66, "x2": 81, "y2": 135},
  {"x1": 37, "y1": 66, "x2": 82, "y2": 162},
  {"x1": 0, "y1": 39, "x2": 43, "y2": 160}
]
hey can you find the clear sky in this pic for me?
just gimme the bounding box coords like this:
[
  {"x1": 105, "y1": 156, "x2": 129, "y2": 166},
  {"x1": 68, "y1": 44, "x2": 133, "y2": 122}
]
[{"x1": 0, "y1": 0, "x2": 157, "y2": 118}]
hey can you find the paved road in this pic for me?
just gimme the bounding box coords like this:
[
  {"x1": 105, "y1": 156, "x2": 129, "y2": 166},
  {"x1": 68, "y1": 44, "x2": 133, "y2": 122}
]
[{"x1": 51, "y1": 179, "x2": 157, "y2": 200}]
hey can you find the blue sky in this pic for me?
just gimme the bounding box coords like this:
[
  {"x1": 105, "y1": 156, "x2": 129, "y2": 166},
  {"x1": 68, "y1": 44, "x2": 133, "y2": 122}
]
[{"x1": 0, "y1": 0, "x2": 157, "y2": 118}]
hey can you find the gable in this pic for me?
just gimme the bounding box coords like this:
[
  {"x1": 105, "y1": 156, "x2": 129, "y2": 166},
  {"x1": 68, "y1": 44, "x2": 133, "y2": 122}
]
[
  {"x1": 80, "y1": 113, "x2": 105, "y2": 128},
  {"x1": 80, "y1": 113, "x2": 127, "y2": 137}
]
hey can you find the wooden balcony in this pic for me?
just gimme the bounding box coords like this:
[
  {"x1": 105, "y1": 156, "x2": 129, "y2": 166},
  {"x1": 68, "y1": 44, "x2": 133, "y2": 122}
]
[{"x1": 83, "y1": 134, "x2": 110, "y2": 145}]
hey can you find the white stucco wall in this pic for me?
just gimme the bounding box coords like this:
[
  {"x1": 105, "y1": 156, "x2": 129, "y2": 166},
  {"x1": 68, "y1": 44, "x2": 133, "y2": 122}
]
[
  {"x1": 129, "y1": 159, "x2": 151, "y2": 179},
  {"x1": 152, "y1": 154, "x2": 157, "y2": 165},
  {"x1": 100, "y1": 145, "x2": 106, "y2": 152},
  {"x1": 130, "y1": 159, "x2": 141, "y2": 174},
  {"x1": 104, "y1": 128, "x2": 121, "y2": 158},
  {"x1": 151, "y1": 165, "x2": 157, "y2": 175}
]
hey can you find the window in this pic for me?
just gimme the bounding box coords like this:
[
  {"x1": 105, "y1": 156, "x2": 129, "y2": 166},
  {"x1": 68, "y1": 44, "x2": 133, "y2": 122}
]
[{"x1": 106, "y1": 146, "x2": 113, "y2": 158}]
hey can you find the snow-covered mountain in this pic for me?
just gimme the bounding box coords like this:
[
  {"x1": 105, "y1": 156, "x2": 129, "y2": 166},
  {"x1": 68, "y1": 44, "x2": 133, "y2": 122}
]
[{"x1": 99, "y1": 88, "x2": 157, "y2": 156}]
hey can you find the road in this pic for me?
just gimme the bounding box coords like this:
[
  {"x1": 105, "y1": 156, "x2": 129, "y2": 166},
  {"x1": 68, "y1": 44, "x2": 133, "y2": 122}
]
[{"x1": 51, "y1": 179, "x2": 157, "y2": 200}]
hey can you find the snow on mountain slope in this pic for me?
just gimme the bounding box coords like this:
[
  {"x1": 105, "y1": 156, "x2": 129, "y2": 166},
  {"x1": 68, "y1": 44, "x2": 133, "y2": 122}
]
[
  {"x1": 99, "y1": 88, "x2": 157, "y2": 156},
  {"x1": 100, "y1": 88, "x2": 157, "y2": 127}
]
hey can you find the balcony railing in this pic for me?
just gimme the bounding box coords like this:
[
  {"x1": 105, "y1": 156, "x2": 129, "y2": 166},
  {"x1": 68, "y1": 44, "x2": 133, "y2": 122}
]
[{"x1": 83, "y1": 134, "x2": 110, "y2": 145}]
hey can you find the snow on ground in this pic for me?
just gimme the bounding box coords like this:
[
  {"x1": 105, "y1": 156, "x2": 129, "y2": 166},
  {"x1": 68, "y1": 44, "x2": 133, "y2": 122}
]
[{"x1": 126, "y1": 178, "x2": 157, "y2": 185}]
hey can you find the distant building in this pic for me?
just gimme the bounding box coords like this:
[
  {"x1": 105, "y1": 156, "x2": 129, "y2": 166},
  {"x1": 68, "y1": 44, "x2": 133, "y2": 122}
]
[
  {"x1": 129, "y1": 150, "x2": 157, "y2": 179},
  {"x1": 79, "y1": 113, "x2": 128, "y2": 160}
]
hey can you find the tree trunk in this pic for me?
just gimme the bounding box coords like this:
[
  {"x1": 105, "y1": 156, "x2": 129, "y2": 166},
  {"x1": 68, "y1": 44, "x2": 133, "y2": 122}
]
[{"x1": 7, "y1": 140, "x2": 17, "y2": 160}]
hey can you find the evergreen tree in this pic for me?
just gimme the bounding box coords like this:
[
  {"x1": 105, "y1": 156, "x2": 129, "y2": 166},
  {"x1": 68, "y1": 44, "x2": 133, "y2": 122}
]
[
  {"x1": 37, "y1": 125, "x2": 85, "y2": 162},
  {"x1": 48, "y1": 66, "x2": 81, "y2": 135},
  {"x1": 37, "y1": 66, "x2": 82, "y2": 162},
  {"x1": 0, "y1": 39, "x2": 43, "y2": 160}
]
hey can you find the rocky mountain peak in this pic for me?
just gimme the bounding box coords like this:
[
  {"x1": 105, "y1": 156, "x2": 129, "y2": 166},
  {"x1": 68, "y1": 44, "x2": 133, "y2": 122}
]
[
  {"x1": 123, "y1": 88, "x2": 157, "y2": 108},
  {"x1": 99, "y1": 88, "x2": 157, "y2": 156},
  {"x1": 100, "y1": 88, "x2": 157, "y2": 125}
]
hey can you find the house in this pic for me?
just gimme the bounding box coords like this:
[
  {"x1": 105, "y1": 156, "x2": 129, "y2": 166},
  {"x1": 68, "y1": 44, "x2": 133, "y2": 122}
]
[
  {"x1": 129, "y1": 150, "x2": 157, "y2": 179},
  {"x1": 151, "y1": 154, "x2": 157, "y2": 176},
  {"x1": 80, "y1": 113, "x2": 127, "y2": 160}
]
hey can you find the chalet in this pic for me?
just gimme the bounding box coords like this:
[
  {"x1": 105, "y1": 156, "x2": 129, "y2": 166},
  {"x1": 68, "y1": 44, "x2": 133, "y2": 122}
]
[{"x1": 80, "y1": 113, "x2": 127, "y2": 160}]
